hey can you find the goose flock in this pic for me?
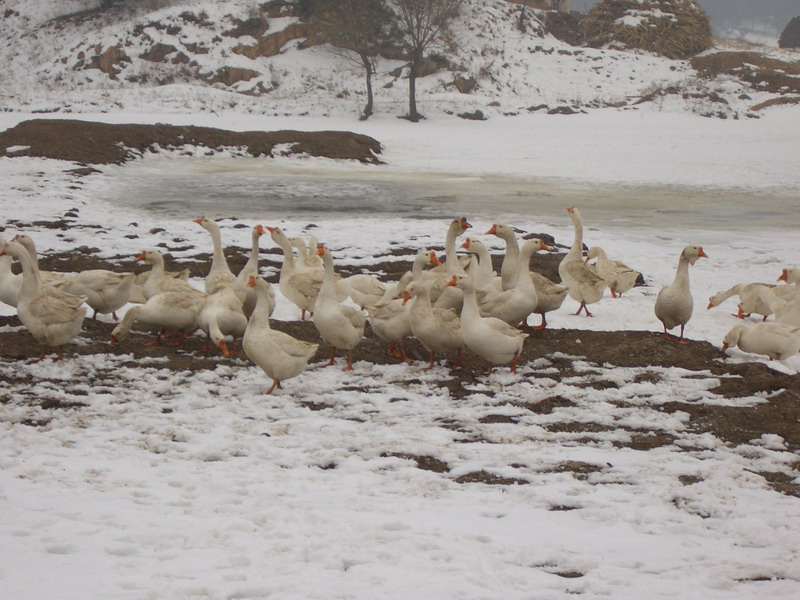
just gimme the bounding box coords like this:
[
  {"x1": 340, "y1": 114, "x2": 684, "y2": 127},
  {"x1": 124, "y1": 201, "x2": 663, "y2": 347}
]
[{"x1": 1, "y1": 208, "x2": 799, "y2": 393}]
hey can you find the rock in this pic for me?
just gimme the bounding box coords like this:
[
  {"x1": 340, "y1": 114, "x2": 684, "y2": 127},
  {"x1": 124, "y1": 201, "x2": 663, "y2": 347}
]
[
  {"x1": 457, "y1": 110, "x2": 487, "y2": 121},
  {"x1": 454, "y1": 75, "x2": 478, "y2": 94},
  {"x1": 779, "y1": 15, "x2": 800, "y2": 49}
]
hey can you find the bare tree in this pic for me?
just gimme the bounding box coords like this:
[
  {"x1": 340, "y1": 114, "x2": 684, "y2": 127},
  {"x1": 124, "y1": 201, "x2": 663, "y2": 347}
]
[
  {"x1": 392, "y1": 0, "x2": 463, "y2": 122},
  {"x1": 317, "y1": 0, "x2": 396, "y2": 120}
]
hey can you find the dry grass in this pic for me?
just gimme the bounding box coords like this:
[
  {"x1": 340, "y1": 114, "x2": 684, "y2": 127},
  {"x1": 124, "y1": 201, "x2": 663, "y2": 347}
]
[{"x1": 582, "y1": 0, "x2": 712, "y2": 60}]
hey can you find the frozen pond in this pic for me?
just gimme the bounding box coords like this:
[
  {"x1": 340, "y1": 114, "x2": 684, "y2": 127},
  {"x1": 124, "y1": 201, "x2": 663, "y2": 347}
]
[{"x1": 102, "y1": 156, "x2": 800, "y2": 232}]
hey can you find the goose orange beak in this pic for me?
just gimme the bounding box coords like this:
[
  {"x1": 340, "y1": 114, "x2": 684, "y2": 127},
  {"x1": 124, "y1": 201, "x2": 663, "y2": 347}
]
[
  {"x1": 316, "y1": 243, "x2": 325, "y2": 256},
  {"x1": 255, "y1": 225, "x2": 266, "y2": 236},
  {"x1": 402, "y1": 291, "x2": 411, "y2": 305},
  {"x1": 707, "y1": 302, "x2": 714, "y2": 310},
  {"x1": 567, "y1": 207, "x2": 575, "y2": 213},
  {"x1": 485, "y1": 224, "x2": 497, "y2": 235},
  {"x1": 698, "y1": 247, "x2": 708, "y2": 258},
  {"x1": 460, "y1": 217, "x2": 472, "y2": 230},
  {"x1": 778, "y1": 269, "x2": 788, "y2": 282},
  {"x1": 134, "y1": 252, "x2": 146, "y2": 262},
  {"x1": 540, "y1": 242, "x2": 552, "y2": 252},
  {"x1": 445, "y1": 275, "x2": 458, "y2": 287},
  {"x1": 460, "y1": 238, "x2": 471, "y2": 250},
  {"x1": 246, "y1": 275, "x2": 256, "y2": 288},
  {"x1": 193, "y1": 217, "x2": 205, "y2": 224},
  {"x1": 429, "y1": 251, "x2": 442, "y2": 266},
  {"x1": 721, "y1": 342, "x2": 729, "y2": 352}
]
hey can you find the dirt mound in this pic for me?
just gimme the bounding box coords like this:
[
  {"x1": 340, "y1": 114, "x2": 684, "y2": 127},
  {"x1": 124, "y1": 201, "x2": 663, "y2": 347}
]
[{"x1": 0, "y1": 119, "x2": 383, "y2": 165}]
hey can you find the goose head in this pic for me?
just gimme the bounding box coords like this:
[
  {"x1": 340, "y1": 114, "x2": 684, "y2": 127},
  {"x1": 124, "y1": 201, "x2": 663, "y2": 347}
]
[{"x1": 681, "y1": 245, "x2": 709, "y2": 265}]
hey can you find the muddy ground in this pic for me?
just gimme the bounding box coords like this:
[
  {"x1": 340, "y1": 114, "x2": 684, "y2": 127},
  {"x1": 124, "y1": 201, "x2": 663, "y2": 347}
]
[
  {"x1": 0, "y1": 120, "x2": 798, "y2": 495},
  {"x1": 2, "y1": 211, "x2": 799, "y2": 496}
]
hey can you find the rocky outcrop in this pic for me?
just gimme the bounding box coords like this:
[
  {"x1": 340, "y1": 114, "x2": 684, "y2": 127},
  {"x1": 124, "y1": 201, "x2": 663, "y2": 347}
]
[
  {"x1": 779, "y1": 15, "x2": 800, "y2": 49},
  {"x1": 233, "y1": 22, "x2": 324, "y2": 59}
]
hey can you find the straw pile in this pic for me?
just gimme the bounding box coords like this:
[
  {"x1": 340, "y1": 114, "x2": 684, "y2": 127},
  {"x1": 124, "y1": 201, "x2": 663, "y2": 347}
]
[{"x1": 582, "y1": 0, "x2": 711, "y2": 60}]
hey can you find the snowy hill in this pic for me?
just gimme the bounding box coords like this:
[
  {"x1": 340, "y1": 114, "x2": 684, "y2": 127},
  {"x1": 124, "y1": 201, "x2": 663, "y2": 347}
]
[{"x1": 1, "y1": 0, "x2": 798, "y2": 120}]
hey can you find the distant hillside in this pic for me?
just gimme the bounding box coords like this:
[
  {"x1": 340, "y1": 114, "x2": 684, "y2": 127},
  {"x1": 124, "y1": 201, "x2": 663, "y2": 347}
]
[{"x1": 0, "y1": 0, "x2": 798, "y2": 119}]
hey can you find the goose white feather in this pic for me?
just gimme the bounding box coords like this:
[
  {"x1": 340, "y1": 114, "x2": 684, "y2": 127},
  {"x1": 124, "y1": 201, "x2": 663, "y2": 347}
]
[
  {"x1": 654, "y1": 245, "x2": 708, "y2": 342},
  {"x1": 243, "y1": 275, "x2": 319, "y2": 394},
  {"x1": 1, "y1": 239, "x2": 86, "y2": 361},
  {"x1": 312, "y1": 245, "x2": 367, "y2": 370}
]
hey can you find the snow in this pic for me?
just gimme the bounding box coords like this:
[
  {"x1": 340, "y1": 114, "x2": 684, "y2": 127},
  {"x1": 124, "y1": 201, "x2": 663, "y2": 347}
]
[
  {"x1": 1, "y1": 105, "x2": 799, "y2": 600},
  {"x1": 1, "y1": 1, "x2": 800, "y2": 598}
]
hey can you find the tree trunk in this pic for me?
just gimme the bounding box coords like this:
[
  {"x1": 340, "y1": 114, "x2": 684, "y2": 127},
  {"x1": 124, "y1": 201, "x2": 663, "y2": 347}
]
[
  {"x1": 360, "y1": 53, "x2": 374, "y2": 121},
  {"x1": 407, "y1": 61, "x2": 420, "y2": 122},
  {"x1": 518, "y1": 0, "x2": 528, "y2": 33}
]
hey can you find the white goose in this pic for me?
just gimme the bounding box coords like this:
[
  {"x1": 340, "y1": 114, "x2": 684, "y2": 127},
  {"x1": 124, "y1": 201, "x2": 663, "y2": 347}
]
[
  {"x1": 243, "y1": 275, "x2": 319, "y2": 394},
  {"x1": 313, "y1": 244, "x2": 367, "y2": 370},
  {"x1": 403, "y1": 279, "x2": 463, "y2": 371},
  {"x1": 268, "y1": 226, "x2": 326, "y2": 320},
  {"x1": 12, "y1": 234, "x2": 71, "y2": 287},
  {"x1": 1, "y1": 239, "x2": 86, "y2": 362},
  {"x1": 460, "y1": 237, "x2": 500, "y2": 297},
  {"x1": 0, "y1": 234, "x2": 22, "y2": 307},
  {"x1": 722, "y1": 321, "x2": 800, "y2": 361},
  {"x1": 236, "y1": 224, "x2": 274, "y2": 318},
  {"x1": 479, "y1": 239, "x2": 549, "y2": 326},
  {"x1": 366, "y1": 272, "x2": 413, "y2": 362},
  {"x1": 768, "y1": 297, "x2": 800, "y2": 328},
  {"x1": 449, "y1": 274, "x2": 528, "y2": 375},
  {"x1": 654, "y1": 245, "x2": 708, "y2": 342},
  {"x1": 586, "y1": 246, "x2": 639, "y2": 298},
  {"x1": 110, "y1": 288, "x2": 205, "y2": 348},
  {"x1": 341, "y1": 272, "x2": 388, "y2": 310},
  {"x1": 289, "y1": 235, "x2": 323, "y2": 270},
  {"x1": 137, "y1": 249, "x2": 198, "y2": 300},
  {"x1": 60, "y1": 269, "x2": 135, "y2": 321},
  {"x1": 197, "y1": 285, "x2": 247, "y2": 356},
  {"x1": 558, "y1": 207, "x2": 607, "y2": 316},
  {"x1": 194, "y1": 216, "x2": 244, "y2": 300},
  {"x1": 487, "y1": 223, "x2": 568, "y2": 329},
  {"x1": 129, "y1": 266, "x2": 190, "y2": 304},
  {"x1": 707, "y1": 282, "x2": 775, "y2": 320},
  {"x1": 779, "y1": 267, "x2": 800, "y2": 285}
]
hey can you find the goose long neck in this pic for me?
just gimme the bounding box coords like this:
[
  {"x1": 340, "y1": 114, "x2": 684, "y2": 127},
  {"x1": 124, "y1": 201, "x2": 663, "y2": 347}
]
[
  {"x1": 499, "y1": 230, "x2": 520, "y2": 289},
  {"x1": 275, "y1": 234, "x2": 296, "y2": 272},
  {"x1": 460, "y1": 284, "x2": 481, "y2": 320},
  {"x1": 150, "y1": 253, "x2": 165, "y2": 277},
  {"x1": 672, "y1": 256, "x2": 691, "y2": 288},
  {"x1": 246, "y1": 230, "x2": 261, "y2": 269},
  {"x1": 411, "y1": 253, "x2": 427, "y2": 282},
  {"x1": 11, "y1": 243, "x2": 41, "y2": 299},
  {"x1": 567, "y1": 212, "x2": 584, "y2": 261},
  {"x1": 319, "y1": 252, "x2": 337, "y2": 301},
  {"x1": 410, "y1": 287, "x2": 432, "y2": 317},
  {"x1": 207, "y1": 223, "x2": 227, "y2": 270},
  {"x1": 516, "y1": 244, "x2": 536, "y2": 283},
  {"x1": 250, "y1": 283, "x2": 273, "y2": 328},
  {"x1": 445, "y1": 224, "x2": 465, "y2": 275}
]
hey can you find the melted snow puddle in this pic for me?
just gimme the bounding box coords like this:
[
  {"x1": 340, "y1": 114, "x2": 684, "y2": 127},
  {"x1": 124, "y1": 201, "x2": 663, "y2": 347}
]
[{"x1": 100, "y1": 156, "x2": 800, "y2": 232}]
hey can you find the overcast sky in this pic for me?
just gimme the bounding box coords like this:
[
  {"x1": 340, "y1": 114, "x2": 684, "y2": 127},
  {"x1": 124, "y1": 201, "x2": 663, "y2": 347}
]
[{"x1": 573, "y1": 0, "x2": 799, "y2": 39}]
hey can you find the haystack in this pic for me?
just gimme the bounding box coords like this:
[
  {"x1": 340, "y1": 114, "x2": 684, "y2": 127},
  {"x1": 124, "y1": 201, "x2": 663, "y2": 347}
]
[{"x1": 582, "y1": 0, "x2": 711, "y2": 60}]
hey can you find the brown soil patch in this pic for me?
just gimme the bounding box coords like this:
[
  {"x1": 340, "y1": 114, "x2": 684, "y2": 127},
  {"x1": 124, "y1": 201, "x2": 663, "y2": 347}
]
[
  {"x1": 691, "y1": 52, "x2": 800, "y2": 95},
  {"x1": 0, "y1": 119, "x2": 383, "y2": 165}
]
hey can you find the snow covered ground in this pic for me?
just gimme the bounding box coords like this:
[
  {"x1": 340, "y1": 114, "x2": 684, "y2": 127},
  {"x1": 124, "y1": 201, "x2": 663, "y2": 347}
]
[{"x1": 1, "y1": 105, "x2": 799, "y2": 599}]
